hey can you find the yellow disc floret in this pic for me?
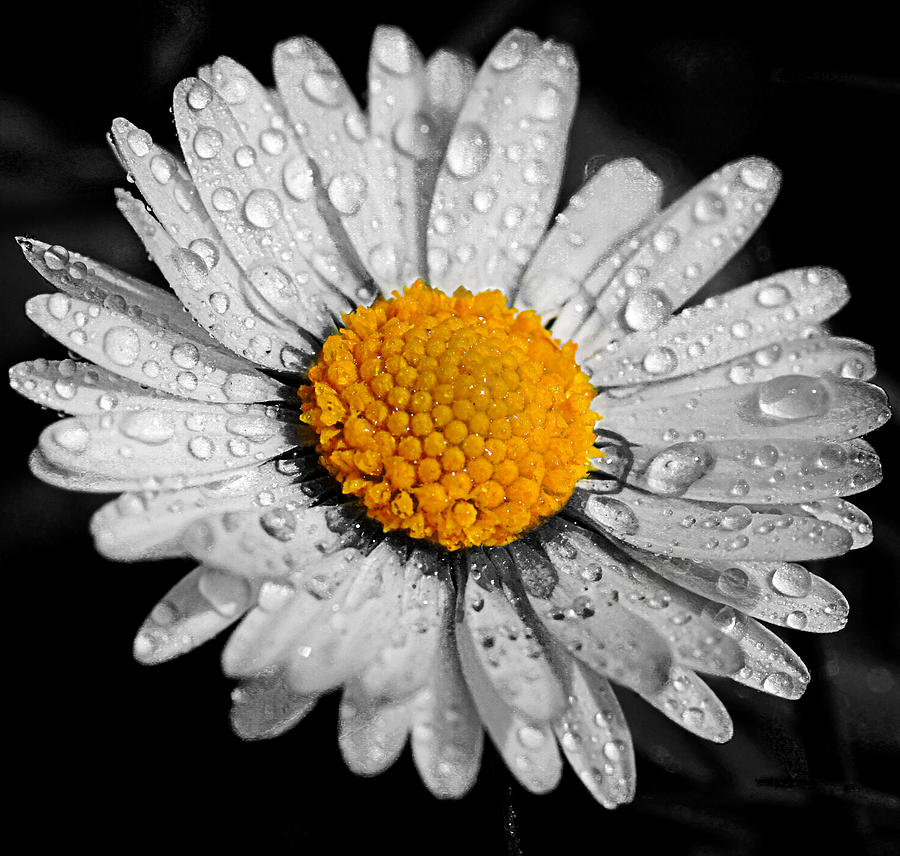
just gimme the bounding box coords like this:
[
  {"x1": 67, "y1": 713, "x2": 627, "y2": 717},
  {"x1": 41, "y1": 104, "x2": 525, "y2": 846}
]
[{"x1": 299, "y1": 280, "x2": 598, "y2": 550}]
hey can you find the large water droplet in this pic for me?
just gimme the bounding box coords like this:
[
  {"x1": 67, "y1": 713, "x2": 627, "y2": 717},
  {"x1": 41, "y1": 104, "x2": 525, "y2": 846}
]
[
  {"x1": 762, "y1": 672, "x2": 794, "y2": 696},
  {"x1": 120, "y1": 411, "x2": 175, "y2": 445},
  {"x1": 622, "y1": 288, "x2": 672, "y2": 332},
  {"x1": 303, "y1": 69, "x2": 346, "y2": 107},
  {"x1": 327, "y1": 172, "x2": 367, "y2": 215},
  {"x1": 585, "y1": 496, "x2": 639, "y2": 536},
  {"x1": 770, "y1": 563, "x2": 812, "y2": 597},
  {"x1": 393, "y1": 113, "x2": 434, "y2": 160},
  {"x1": 244, "y1": 189, "x2": 283, "y2": 228},
  {"x1": 198, "y1": 568, "x2": 252, "y2": 617},
  {"x1": 260, "y1": 507, "x2": 297, "y2": 541},
  {"x1": 103, "y1": 327, "x2": 141, "y2": 367},
  {"x1": 283, "y1": 156, "x2": 315, "y2": 201},
  {"x1": 446, "y1": 124, "x2": 491, "y2": 179},
  {"x1": 692, "y1": 192, "x2": 726, "y2": 224},
  {"x1": 491, "y1": 33, "x2": 526, "y2": 71},
  {"x1": 642, "y1": 346, "x2": 677, "y2": 376},
  {"x1": 374, "y1": 29, "x2": 414, "y2": 74},
  {"x1": 644, "y1": 442, "x2": 715, "y2": 495},
  {"x1": 756, "y1": 282, "x2": 790, "y2": 308},
  {"x1": 758, "y1": 376, "x2": 830, "y2": 420},
  {"x1": 193, "y1": 126, "x2": 223, "y2": 159}
]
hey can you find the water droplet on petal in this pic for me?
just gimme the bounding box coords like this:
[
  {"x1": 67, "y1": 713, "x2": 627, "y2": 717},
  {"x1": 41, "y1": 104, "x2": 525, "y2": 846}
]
[
  {"x1": 327, "y1": 172, "x2": 367, "y2": 215},
  {"x1": 243, "y1": 189, "x2": 283, "y2": 228},
  {"x1": 623, "y1": 289, "x2": 672, "y2": 332},
  {"x1": 770, "y1": 564, "x2": 812, "y2": 597},
  {"x1": 446, "y1": 124, "x2": 491, "y2": 179},
  {"x1": 692, "y1": 192, "x2": 726, "y2": 224},
  {"x1": 643, "y1": 346, "x2": 677, "y2": 376},
  {"x1": 756, "y1": 282, "x2": 790, "y2": 308},
  {"x1": 103, "y1": 327, "x2": 141, "y2": 367},
  {"x1": 283, "y1": 156, "x2": 315, "y2": 201},
  {"x1": 193, "y1": 126, "x2": 223, "y2": 159},
  {"x1": 758, "y1": 376, "x2": 830, "y2": 420},
  {"x1": 644, "y1": 443, "x2": 715, "y2": 495},
  {"x1": 303, "y1": 69, "x2": 346, "y2": 107}
]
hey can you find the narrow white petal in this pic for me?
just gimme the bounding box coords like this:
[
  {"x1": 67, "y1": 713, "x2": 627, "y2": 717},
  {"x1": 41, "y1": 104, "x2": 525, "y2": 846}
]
[
  {"x1": 798, "y1": 497, "x2": 873, "y2": 550},
  {"x1": 586, "y1": 268, "x2": 848, "y2": 385},
  {"x1": 616, "y1": 437, "x2": 881, "y2": 505},
  {"x1": 566, "y1": 157, "x2": 781, "y2": 353},
  {"x1": 411, "y1": 616, "x2": 483, "y2": 799},
  {"x1": 10, "y1": 357, "x2": 191, "y2": 417},
  {"x1": 90, "y1": 457, "x2": 308, "y2": 561},
  {"x1": 25, "y1": 290, "x2": 282, "y2": 404},
  {"x1": 359, "y1": 549, "x2": 451, "y2": 702},
  {"x1": 230, "y1": 668, "x2": 319, "y2": 740},
  {"x1": 632, "y1": 334, "x2": 877, "y2": 399},
  {"x1": 554, "y1": 661, "x2": 636, "y2": 807},
  {"x1": 516, "y1": 158, "x2": 662, "y2": 318},
  {"x1": 134, "y1": 565, "x2": 256, "y2": 664},
  {"x1": 714, "y1": 610, "x2": 810, "y2": 699},
  {"x1": 570, "y1": 485, "x2": 854, "y2": 562},
  {"x1": 425, "y1": 49, "x2": 475, "y2": 138},
  {"x1": 339, "y1": 682, "x2": 411, "y2": 776},
  {"x1": 461, "y1": 551, "x2": 567, "y2": 723},
  {"x1": 273, "y1": 34, "x2": 437, "y2": 291},
  {"x1": 38, "y1": 406, "x2": 297, "y2": 491},
  {"x1": 619, "y1": 549, "x2": 849, "y2": 633},
  {"x1": 115, "y1": 190, "x2": 319, "y2": 372},
  {"x1": 221, "y1": 545, "x2": 366, "y2": 675},
  {"x1": 602, "y1": 374, "x2": 889, "y2": 446},
  {"x1": 183, "y1": 497, "x2": 382, "y2": 581},
  {"x1": 18, "y1": 236, "x2": 210, "y2": 342},
  {"x1": 638, "y1": 666, "x2": 733, "y2": 743},
  {"x1": 427, "y1": 30, "x2": 578, "y2": 295},
  {"x1": 456, "y1": 602, "x2": 563, "y2": 794},
  {"x1": 515, "y1": 533, "x2": 674, "y2": 694},
  {"x1": 201, "y1": 56, "x2": 368, "y2": 302}
]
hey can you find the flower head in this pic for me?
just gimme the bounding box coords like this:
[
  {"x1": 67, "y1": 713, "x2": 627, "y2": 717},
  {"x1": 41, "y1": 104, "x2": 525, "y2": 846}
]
[{"x1": 9, "y1": 26, "x2": 889, "y2": 805}]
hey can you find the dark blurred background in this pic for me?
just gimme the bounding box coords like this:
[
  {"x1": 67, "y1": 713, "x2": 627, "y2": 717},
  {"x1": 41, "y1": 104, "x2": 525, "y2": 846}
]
[{"x1": 2, "y1": 1, "x2": 898, "y2": 853}]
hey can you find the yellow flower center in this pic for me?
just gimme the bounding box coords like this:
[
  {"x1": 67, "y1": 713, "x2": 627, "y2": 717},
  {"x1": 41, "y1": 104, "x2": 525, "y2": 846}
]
[{"x1": 299, "y1": 281, "x2": 598, "y2": 550}]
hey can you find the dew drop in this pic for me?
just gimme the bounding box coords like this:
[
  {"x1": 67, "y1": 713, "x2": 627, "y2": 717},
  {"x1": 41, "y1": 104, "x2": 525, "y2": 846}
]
[
  {"x1": 756, "y1": 282, "x2": 790, "y2": 308},
  {"x1": 642, "y1": 346, "x2": 677, "y2": 376},
  {"x1": 770, "y1": 563, "x2": 812, "y2": 597},
  {"x1": 243, "y1": 189, "x2": 283, "y2": 228},
  {"x1": 103, "y1": 327, "x2": 141, "y2": 367},
  {"x1": 260, "y1": 507, "x2": 297, "y2": 541},
  {"x1": 327, "y1": 172, "x2": 367, "y2": 215},
  {"x1": 762, "y1": 672, "x2": 794, "y2": 696},
  {"x1": 283, "y1": 156, "x2": 315, "y2": 201},
  {"x1": 446, "y1": 124, "x2": 491, "y2": 179},
  {"x1": 644, "y1": 442, "x2": 714, "y2": 495},
  {"x1": 193, "y1": 126, "x2": 223, "y2": 159},
  {"x1": 758, "y1": 376, "x2": 830, "y2": 420},
  {"x1": 303, "y1": 69, "x2": 346, "y2": 107},
  {"x1": 692, "y1": 192, "x2": 726, "y2": 224},
  {"x1": 622, "y1": 288, "x2": 672, "y2": 332}
]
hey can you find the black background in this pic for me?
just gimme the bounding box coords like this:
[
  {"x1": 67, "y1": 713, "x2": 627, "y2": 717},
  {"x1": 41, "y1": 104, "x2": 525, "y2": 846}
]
[{"x1": 2, "y1": 2, "x2": 898, "y2": 853}]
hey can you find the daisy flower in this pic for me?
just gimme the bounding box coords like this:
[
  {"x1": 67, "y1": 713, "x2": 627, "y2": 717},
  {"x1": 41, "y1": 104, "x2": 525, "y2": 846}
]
[{"x1": 9, "y1": 26, "x2": 889, "y2": 806}]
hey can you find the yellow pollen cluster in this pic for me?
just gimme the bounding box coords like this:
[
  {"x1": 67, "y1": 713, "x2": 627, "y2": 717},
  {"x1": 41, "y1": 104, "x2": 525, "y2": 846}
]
[{"x1": 299, "y1": 281, "x2": 598, "y2": 550}]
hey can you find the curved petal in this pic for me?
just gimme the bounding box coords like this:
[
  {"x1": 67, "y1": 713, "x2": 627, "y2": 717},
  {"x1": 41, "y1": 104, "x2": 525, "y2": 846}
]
[
  {"x1": 617, "y1": 437, "x2": 881, "y2": 505},
  {"x1": 411, "y1": 610, "x2": 483, "y2": 799},
  {"x1": 516, "y1": 157, "x2": 662, "y2": 318},
  {"x1": 339, "y1": 682, "x2": 411, "y2": 776},
  {"x1": 25, "y1": 290, "x2": 282, "y2": 404},
  {"x1": 569, "y1": 485, "x2": 854, "y2": 562},
  {"x1": 426, "y1": 30, "x2": 578, "y2": 295},
  {"x1": 637, "y1": 666, "x2": 733, "y2": 743},
  {"x1": 134, "y1": 565, "x2": 256, "y2": 664},
  {"x1": 230, "y1": 668, "x2": 319, "y2": 740},
  {"x1": 38, "y1": 406, "x2": 298, "y2": 492},
  {"x1": 586, "y1": 268, "x2": 848, "y2": 386},
  {"x1": 565, "y1": 157, "x2": 781, "y2": 353},
  {"x1": 554, "y1": 660, "x2": 636, "y2": 807},
  {"x1": 602, "y1": 375, "x2": 890, "y2": 446}
]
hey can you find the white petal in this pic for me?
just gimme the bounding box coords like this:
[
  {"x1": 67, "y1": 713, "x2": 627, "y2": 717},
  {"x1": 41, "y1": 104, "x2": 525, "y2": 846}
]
[
  {"x1": 201, "y1": 56, "x2": 368, "y2": 302},
  {"x1": 115, "y1": 190, "x2": 319, "y2": 373},
  {"x1": 586, "y1": 268, "x2": 848, "y2": 385},
  {"x1": 183, "y1": 497, "x2": 381, "y2": 580},
  {"x1": 90, "y1": 457, "x2": 307, "y2": 560},
  {"x1": 221, "y1": 545, "x2": 366, "y2": 675},
  {"x1": 272, "y1": 34, "x2": 433, "y2": 291},
  {"x1": 10, "y1": 357, "x2": 192, "y2": 417},
  {"x1": 456, "y1": 598, "x2": 563, "y2": 794},
  {"x1": 18, "y1": 236, "x2": 210, "y2": 342},
  {"x1": 566, "y1": 157, "x2": 781, "y2": 354},
  {"x1": 426, "y1": 30, "x2": 578, "y2": 295},
  {"x1": 25, "y1": 290, "x2": 282, "y2": 404},
  {"x1": 38, "y1": 406, "x2": 297, "y2": 491},
  {"x1": 516, "y1": 533, "x2": 674, "y2": 694},
  {"x1": 516, "y1": 158, "x2": 662, "y2": 318},
  {"x1": 283, "y1": 542, "x2": 410, "y2": 695},
  {"x1": 712, "y1": 610, "x2": 810, "y2": 699},
  {"x1": 794, "y1": 497, "x2": 872, "y2": 550},
  {"x1": 638, "y1": 666, "x2": 733, "y2": 743},
  {"x1": 461, "y1": 551, "x2": 567, "y2": 723},
  {"x1": 359, "y1": 549, "x2": 451, "y2": 702},
  {"x1": 425, "y1": 49, "x2": 475, "y2": 138},
  {"x1": 602, "y1": 375, "x2": 889, "y2": 446},
  {"x1": 134, "y1": 565, "x2": 256, "y2": 664},
  {"x1": 616, "y1": 437, "x2": 881, "y2": 505},
  {"x1": 339, "y1": 682, "x2": 411, "y2": 776},
  {"x1": 411, "y1": 616, "x2": 483, "y2": 799},
  {"x1": 634, "y1": 334, "x2": 877, "y2": 399},
  {"x1": 570, "y1": 485, "x2": 853, "y2": 562},
  {"x1": 230, "y1": 668, "x2": 319, "y2": 740},
  {"x1": 554, "y1": 661, "x2": 636, "y2": 807},
  {"x1": 619, "y1": 549, "x2": 849, "y2": 633}
]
